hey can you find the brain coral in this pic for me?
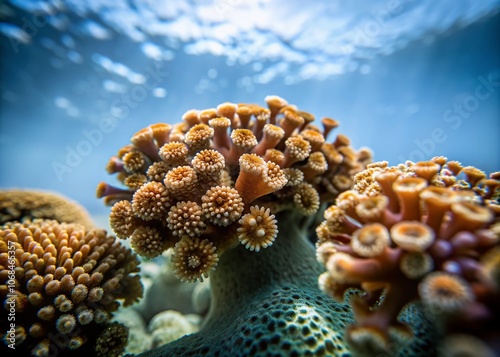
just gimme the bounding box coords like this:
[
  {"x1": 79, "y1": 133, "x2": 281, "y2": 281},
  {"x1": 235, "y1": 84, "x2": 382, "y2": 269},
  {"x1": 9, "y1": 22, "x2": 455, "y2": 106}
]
[
  {"x1": 0, "y1": 190, "x2": 94, "y2": 229},
  {"x1": 98, "y1": 96, "x2": 438, "y2": 356},
  {"x1": 317, "y1": 158, "x2": 499, "y2": 356},
  {"x1": 0, "y1": 219, "x2": 143, "y2": 356}
]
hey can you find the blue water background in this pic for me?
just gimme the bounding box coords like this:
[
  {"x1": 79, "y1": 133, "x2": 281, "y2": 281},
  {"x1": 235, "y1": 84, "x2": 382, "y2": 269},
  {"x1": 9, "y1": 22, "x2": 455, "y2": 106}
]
[{"x1": 0, "y1": 0, "x2": 499, "y2": 219}]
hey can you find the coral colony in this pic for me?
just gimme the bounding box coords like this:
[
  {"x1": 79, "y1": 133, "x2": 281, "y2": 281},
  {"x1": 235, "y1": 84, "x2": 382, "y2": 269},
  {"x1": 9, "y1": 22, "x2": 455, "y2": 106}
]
[
  {"x1": 0, "y1": 191, "x2": 141, "y2": 356},
  {"x1": 96, "y1": 96, "x2": 370, "y2": 283},
  {"x1": 1, "y1": 96, "x2": 499, "y2": 356}
]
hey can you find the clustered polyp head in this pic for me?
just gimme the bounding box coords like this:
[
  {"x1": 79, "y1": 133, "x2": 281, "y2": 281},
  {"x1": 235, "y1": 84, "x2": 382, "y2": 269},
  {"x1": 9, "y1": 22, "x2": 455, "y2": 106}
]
[
  {"x1": 98, "y1": 96, "x2": 371, "y2": 283},
  {"x1": 316, "y1": 157, "x2": 500, "y2": 355},
  {"x1": 0, "y1": 219, "x2": 141, "y2": 356}
]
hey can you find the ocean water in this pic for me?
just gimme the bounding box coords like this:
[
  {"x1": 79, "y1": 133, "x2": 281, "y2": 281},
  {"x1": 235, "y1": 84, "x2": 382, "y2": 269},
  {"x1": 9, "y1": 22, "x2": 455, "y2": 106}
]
[{"x1": 0, "y1": 0, "x2": 499, "y2": 220}]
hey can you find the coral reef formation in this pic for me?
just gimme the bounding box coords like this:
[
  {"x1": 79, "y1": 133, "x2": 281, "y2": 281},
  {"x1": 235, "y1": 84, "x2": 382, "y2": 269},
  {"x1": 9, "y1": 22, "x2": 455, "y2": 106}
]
[
  {"x1": 0, "y1": 218, "x2": 143, "y2": 356},
  {"x1": 0, "y1": 190, "x2": 94, "y2": 229},
  {"x1": 316, "y1": 158, "x2": 500, "y2": 355},
  {"x1": 98, "y1": 96, "x2": 441, "y2": 356},
  {"x1": 97, "y1": 96, "x2": 370, "y2": 283},
  {"x1": 140, "y1": 213, "x2": 435, "y2": 356}
]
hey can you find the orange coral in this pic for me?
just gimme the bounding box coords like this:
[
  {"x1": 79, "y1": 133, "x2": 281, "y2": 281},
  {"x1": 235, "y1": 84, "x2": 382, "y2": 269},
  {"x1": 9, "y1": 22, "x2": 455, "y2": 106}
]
[
  {"x1": 98, "y1": 97, "x2": 369, "y2": 282},
  {"x1": 0, "y1": 219, "x2": 141, "y2": 355},
  {"x1": 171, "y1": 237, "x2": 218, "y2": 282},
  {"x1": 201, "y1": 186, "x2": 244, "y2": 227},
  {"x1": 237, "y1": 206, "x2": 278, "y2": 252},
  {"x1": 316, "y1": 158, "x2": 500, "y2": 354}
]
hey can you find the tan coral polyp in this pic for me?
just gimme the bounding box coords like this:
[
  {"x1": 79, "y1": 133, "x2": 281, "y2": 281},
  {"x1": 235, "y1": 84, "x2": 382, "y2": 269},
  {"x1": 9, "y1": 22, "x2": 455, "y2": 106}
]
[
  {"x1": 321, "y1": 117, "x2": 339, "y2": 139},
  {"x1": 461, "y1": 166, "x2": 486, "y2": 186},
  {"x1": 419, "y1": 272, "x2": 473, "y2": 313},
  {"x1": 321, "y1": 143, "x2": 343, "y2": 167},
  {"x1": 236, "y1": 105, "x2": 253, "y2": 129},
  {"x1": 171, "y1": 237, "x2": 219, "y2": 282},
  {"x1": 264, "y1": 95, "x2": 288, "y2": 124},
  {"x1": 164, "y1": 166, "x2": 198, "y2": 197},
  {"x1": 300, "y1": 129, "x2": 325, "y2": 152},
  {"x1": 293, "y1": 183, "x2": 320, "y2": 216},
  {"x1": 185, "y1": 124, "x2": 214, "y2": 152},
  {"x1": 131, "y1": 181, "x2": 171, "y2": 221},
  {"x1": 283, "y1": 168, "x2": 304, "y2": 187},
  {"x1": 279, "y1": 110, "x2": 304, "y2": 141},
  {"x1": 283, "y1": 136, "x2": 311, "y2": 167},
  {"x1": 262, "y1": 161, "x2": 288, "y2": 191},
  {"x1": 399, "y1": 251, "x2": 433, "y2": 279},
  {"x1": 411, "y1": 161, "x2": 441, "y2": 181},
  {"x1": 159, "y1": 142, "x2": 188, "y2": 166},
  {"x1": 431, "y1": 156, "x2": 447, "y2": 166},
  {"x1": 446, "y1": 161, "x2": 463, "y2": 176},
  {"x1": 199, "y1": 108, "x2": 218, "y2": 124},
  {"x1": 374, "y1": 170, "x2": 402, "y2": 212},
  {"x1": 301, "y1": 152, "x2": 328, "y2": 180},
  {"x1": 191, "y1": 149, "x2": 225, "y2": 180},
  {"x1": 263, "y1": 149, "x2": 284, "y2": 166},
  {"x1": 390, "y1": 221, "x2": 435, "y2": 252},
  {"x1": 234, "y1": 154, "x2": 272, "y2": 204},
  {"x1": 252, "y1": 124, "x2": 284, "y2": 156},
  {"x1": 182, "y1": 109, "x2": 200, "y2": 127},
  {"x1": 130, "y1": 226, "x2": 167, "y2": 259},
  {"x1": 333, "y1": 134, "x2": 350, "y2": 148},
  {"x1": 122, "y1": 151, "x2": 147, "y2": 173},
  {"x1": 335, "y1": 190, "x2": 360, "y2": 216},
  {"x1": 130, "y1": 127, "x2": 160, "y2": 161},
  {"x1": 209, "y1": 117, "x2": 231, "y2": 151},
  {"x1": 150, "y1": 123, "x2": 172, "y2": 147},
  {"x1": 445, "y1": 202, "x2": 494, "y2": 238},
  {"x1": 109, "y1": 200, "x2": 138, "y2": 239},
  {"x1": 420, "y1": 186, "x2": 457, "y2": 233},
  {"x1": 216, "y1": 102, "x2": 238, "y2": 128},
  {"x1": 201, "y1": 186, "x2": 244, "y2": 226},
  {"x1": 237, "y1": 205, "x2": 278, "y2": 252},
  {"x1": 351, "y1": 223, "x2": 390, "y2": 257},
  {"x1": 227, "y1": 129, "x2": 258, "y2": 165},
  {"x1": 167, "y1": 201, "x2": 206, "y2": 238},
  {"x1": 392, "y1": 177, "x2": 428, "y2": 220},
  {"x1": 355, "y1": 195, "x2": 389, "y2": 223}
]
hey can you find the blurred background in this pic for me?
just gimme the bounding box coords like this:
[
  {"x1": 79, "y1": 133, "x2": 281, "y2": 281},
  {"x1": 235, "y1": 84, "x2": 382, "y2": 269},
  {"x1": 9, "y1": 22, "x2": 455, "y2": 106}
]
[{"x1": 1, "y1": 0, "x2": 499, "y2": 221}]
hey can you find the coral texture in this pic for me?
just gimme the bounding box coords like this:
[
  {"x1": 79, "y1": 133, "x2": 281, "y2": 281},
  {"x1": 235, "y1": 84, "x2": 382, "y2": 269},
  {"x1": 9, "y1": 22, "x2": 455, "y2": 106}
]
[
  {"x1": 139, "y1": 213, "x2": 435, "y2": 356},
  {"x1": 98, "y1": 96, "x2": 371, "y2": 283},
  {"x1": 97, "y1": 96, "x2": 448, "y2": 356},
  {"x1": 0, "y1": 190, "x2": 94, "y2": 229},
  {"x1": 316, "y1": 158, "x2": 500, "y2": 355},
  {"x1": 0, "y1": 219, "x2": 143, "y2": 356}
]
